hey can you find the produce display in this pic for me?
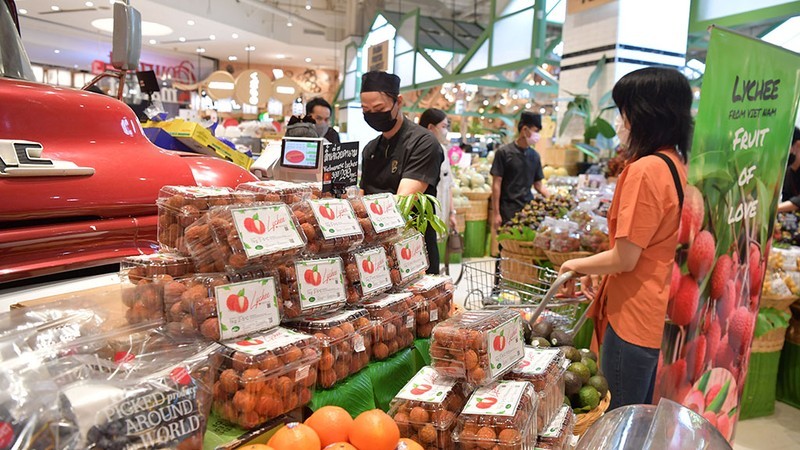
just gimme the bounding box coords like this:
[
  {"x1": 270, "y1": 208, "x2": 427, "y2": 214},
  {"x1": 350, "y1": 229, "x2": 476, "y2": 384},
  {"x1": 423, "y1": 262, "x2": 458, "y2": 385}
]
[
  {"x1": 361, "y1": 293, "x2": 417, "y2": 360},
  {"x1": 212, "y1": 328, "x2": 320, "y2": 429},
  {"x1": 535, "y1": 405, "x2": 576, "y2": 450},
  {"x1": 291, "y1": 198, "x2": 364, "y2": 254},
  {"x1": 505, "y1": 347, "x2": 567, "y2": 433},
  {"x1": 452, "y1": 380, "x2": 539, "y2": 449},
  {"x1": 388, "y1": 366, "x2": 471, "y2": 450},
  {"x1": 407, "y1": 275, "x2": 455, "y2": 338},
  {"x1": 453, "y1": 164, "x2": 492, "y2": 196},
  {"x1": 286, "y1": 309, "x2": 374, "y2": 388},
  {"x1": 383, "y1": 231, "x2": 429, "y2": 286},
  {"x1": 277, "y1": 257, "x2": 350, "y2": 319},
  {"x1": 121, "y1": 253, "x2": 194, "y2": 324},
  {"x1": 236, "y1": 180, "x2": 314, "y2": 204},
  {"x1": 348, "y1": 192, "x2": 406, "y2": 244},
  {"x1": 497, "y1": 194, "x2": 576, "y2": 236},
  {"x1": 430, "y1": 309, "x2": 525, "y2": 385},
  {"x1": 342, "y1": 246, "x2": 395, "y2": 302}
]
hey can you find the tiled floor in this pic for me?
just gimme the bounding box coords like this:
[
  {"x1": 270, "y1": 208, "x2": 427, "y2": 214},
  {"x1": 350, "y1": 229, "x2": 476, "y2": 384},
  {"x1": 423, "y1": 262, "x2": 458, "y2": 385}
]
[{"x1": 446, "y1": 259, "x2": 800, "y2": 450}]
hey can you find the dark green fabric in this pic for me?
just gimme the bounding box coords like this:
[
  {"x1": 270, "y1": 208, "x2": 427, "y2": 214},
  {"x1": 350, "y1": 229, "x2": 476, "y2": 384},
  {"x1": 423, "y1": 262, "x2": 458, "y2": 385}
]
[
  {"x1": 777, "y1": 340, "x2": 800, "y2": 409},
  {"x1": 741, "y1": 350, "x2": 782, "y2": 419},
  {"x1": 464, "y1": 220, "x2": 487, "y2": 257}
]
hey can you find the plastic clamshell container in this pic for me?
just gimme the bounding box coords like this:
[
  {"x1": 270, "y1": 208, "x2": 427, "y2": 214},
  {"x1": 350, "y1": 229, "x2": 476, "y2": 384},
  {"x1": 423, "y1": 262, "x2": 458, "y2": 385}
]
[
  {"x1": 384, "y1": 231, "x2": 429, "y2": 287},
  {"x1": 453, "y1": 380, "x2": 539, "y2": 450},
  {"x1": 535, "y1": 405, "x2": 575, "y2": 450},
  {"x1": 236, "y1": 180, "x2": 313, "y2": 204},
  {"x1": 291, "y1": 198, "x2": 364, "y2": 254},
  {"x1": 213, "y1": 328, "x2": 320, "y2": 429},
  {"x1": 506, "y1": 347, "x2": 567, "y2": 434},
  {"x1": 286, "y1": 309, "x2": 374, "y2": 388},
  {"x1": 430, "y1": 309, "x2": 525, "y2": 385},
  {"x1": 388, "y1": 366, "x2": 471, "y2": 450},
  {"x1": 407, "y1": 275, "x2": 455, "y2": 338},
  {"x1": 343, "y1": 246, "x2": 395, "y2": 303},
  {"x1": 348, "y1": 193, "x2": 406, "y2": 244},
  {"x1": 163, "y1": 269, "x2": 283, "y2": 341},
  {"x1": 184, "y1": 202, "x2": 307, "y2": 273},
  {"x1": 361, "y1": 293, "x2": 417, "y2": 361},
  {"x1": 157, "y1": 185, "x2": 257, "y2": 253},
  {"x1": 277, "y1": 256, "x2": 350, "y2": 319},
  {"x1": 120, "y1": 253, "x2": 194, "y2": 324}
]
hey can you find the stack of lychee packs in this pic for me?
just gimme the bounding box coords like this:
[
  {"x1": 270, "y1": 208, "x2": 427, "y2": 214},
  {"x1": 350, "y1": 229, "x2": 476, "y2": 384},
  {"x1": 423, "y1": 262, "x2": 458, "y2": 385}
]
[
  {"x1": 121, "y1": 253, "x2": 194, "y2": 326},
  {"x1": 407, "y1": 275, "x2": 455, "y2": 338},
  {"x1": 505, "y1": 346, "x2": 569, "y2": 434},
  {"x1": 361, "y1": 292, "x2": 418, "y2": 361}
]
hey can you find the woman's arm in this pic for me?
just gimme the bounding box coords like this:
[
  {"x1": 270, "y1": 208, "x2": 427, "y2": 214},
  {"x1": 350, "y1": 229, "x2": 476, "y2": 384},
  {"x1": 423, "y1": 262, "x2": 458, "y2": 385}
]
[{"x1": 559, "y1": 238, "x2": 643, "y2": 276}]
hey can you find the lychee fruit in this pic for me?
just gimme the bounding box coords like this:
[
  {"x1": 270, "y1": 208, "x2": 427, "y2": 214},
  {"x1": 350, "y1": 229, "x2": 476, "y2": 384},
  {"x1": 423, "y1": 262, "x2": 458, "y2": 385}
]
[
  {"x1": 717, "y1": 412, "x2": 731, "y2": 440},
  {"x1": 728, "y1": 306, "x2": 754, "y2": 352},
  {"x1": 702, "y1": 411, "x2": 718, "y2": 428},
  {"x1": 749, "y1": 243, "x2": 763, "y2": 296},
  {"x1": 669, "y1": 262, "x2": 682, "y2": 302},
  {"x1": 678, "y1": 185, "x2": 704, "y2": 245},
  {"x1": 714, "y1": 335, "x2": 735, "y2": 369},
  {"x1": 688, "y1": 231, "x2": 716, "y2": 280},
  {"x1": 717, "y1": 280, "x2": 736, "y2": 329},
  {"x1": 670, "y1": 359, "x2": 688, "y2": 389},
  {"x1": 704, "y1": 320, "x2": 721, "y2": 365},
  {"x1": 686, "y1": 335, "x2": 707, "y2": 381},
  {"x1": 705, "y1": 383, "x2": 721, "y2": 408},
  {"x1": 710, "y1": 255, "x2": 732, "y2": 300},
  {"x1": 669, "y1": 275, "x2": 699, "y2": 326}
]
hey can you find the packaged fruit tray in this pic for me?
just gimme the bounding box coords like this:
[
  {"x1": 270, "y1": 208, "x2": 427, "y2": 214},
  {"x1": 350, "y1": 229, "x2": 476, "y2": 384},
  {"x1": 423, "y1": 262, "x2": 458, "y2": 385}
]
[
  {"x1": 184, "y1": 202, "x2": 307, "y2": 273},
  {"x1": 452, "y1": 380, "x2": 539, "y2": 449},
  {"x1": 121, "y1": 253, "x2": 194, "y2": 325},
  {"x1": 163, "y1": 269, "x2": 283, "y2": 341},
  {"x1": 277, "y1": 257, "x2": 351, "y2": 319},
  {"x1": 343, "y1": 246, "x2": 395, "y2": 303},
  {"x1": 348, "y1": 192, "x2": 406, "y2": 244},
  {"x1": 430, "y1": 309, "x2": 525, "y2": 385},
  {"x1": 384, "y1": 231, "x2": 429, "y2": 287},
  {"x1": 291, "y1": 198, "x2": 364, "y2": 254},
  {"x1": 236, "y1": 180, "x2": 314, "y2": 204},
  {"x1": 506, "y1": 347, "x2": 567, "y2": 434},
  {"x1": 389, "y1": 366, "x2": 472, "y2": 450},
  {"x1": 157, "y1": 185, "x2": 257, "y2": 254},
  {"x1": 535, "y1": 405, "x2": 575, "y2": 450},
  {"x1": 286, "y1": 309, "x2": 374, "y2": 388},
  {"x1": 213, "y1": 328, "x2": 320, "y2": 429},
  {"x1": 361, "y1": 293, "x2": 417, "y2": 361},
  {"x1": 407, "y1": 275, "x2": 455, "y2": 338}
]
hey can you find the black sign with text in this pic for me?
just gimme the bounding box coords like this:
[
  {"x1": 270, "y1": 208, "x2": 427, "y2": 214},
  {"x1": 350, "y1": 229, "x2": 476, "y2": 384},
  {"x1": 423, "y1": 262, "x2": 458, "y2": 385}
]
[{"x1": 322, "y1": 141, "x2": 359, "y2": 195}]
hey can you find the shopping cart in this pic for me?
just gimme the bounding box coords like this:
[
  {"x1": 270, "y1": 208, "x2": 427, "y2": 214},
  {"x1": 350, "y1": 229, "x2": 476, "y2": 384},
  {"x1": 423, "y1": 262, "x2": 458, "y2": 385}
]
[{"x1": 459, "y1": 258, "x2": 593, "y2": 336}]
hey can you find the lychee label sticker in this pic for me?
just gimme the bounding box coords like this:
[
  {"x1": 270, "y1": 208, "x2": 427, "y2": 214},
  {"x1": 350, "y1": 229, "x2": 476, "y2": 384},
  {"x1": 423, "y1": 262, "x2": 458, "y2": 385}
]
[
  {"x1": 232, "y1": 205, "x2": 304, "y2": 259},
  {"x1": 409, "y1": 275, "x2": 450, "y2": 292},
  {"x1": 308, "y1": 199, "x2": 361, "y2": 239},
  {"x1": 367, "y1": 292, "x2": 413, "y2": 309},
  {"x1": 295, "y1": 258, "x2": 347, "y2": 310},
  {"x1": 463, "y1": 381, "x2": 527, "y2": 416},
  {"x1": 395, "y1": 366, "x2": 456, "y2": 403},
  {"x1": 214, "y1": 277, "x2": 281, "y2": 340},
  {"x1": 354, "y1": 247, "x2": 392, "y2": 296},
  {"x1": 394, "y1": 233, "x2": 428, "y2": 280},
  {"x1": 224, "y1": 328, "x2": 310, "y2": 355},
  {"x1": 362, "y1": 193, "x2": 404, "y2": 233},
  {"x1": 512, "y1": 347, "x2": 561, "y2": 375},
  {"x1": 487, "y1": 315, "x2": 524, "y2": 378},
  {"x1": 541, "y1": 406, "x2": 570, "y2": 438}
]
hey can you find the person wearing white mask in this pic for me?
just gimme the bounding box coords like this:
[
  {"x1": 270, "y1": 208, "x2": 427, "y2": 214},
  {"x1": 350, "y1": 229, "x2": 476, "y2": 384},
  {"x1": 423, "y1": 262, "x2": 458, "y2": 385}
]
[
  {"x1": 419, "y1": 108, "x2": 458, "y2": 234},
  {"x1": 490, "y1": 111, "x2": 549, "y2": 229},
  {"x1": 306, "y1": 97, "x2": 340, "y2": 144}
]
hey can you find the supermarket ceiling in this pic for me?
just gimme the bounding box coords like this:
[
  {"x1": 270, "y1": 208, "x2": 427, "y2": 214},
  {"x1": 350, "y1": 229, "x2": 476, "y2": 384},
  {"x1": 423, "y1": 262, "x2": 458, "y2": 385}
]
[{"x1": 14, "y1": 0, "x2": 512, "y2": 71}]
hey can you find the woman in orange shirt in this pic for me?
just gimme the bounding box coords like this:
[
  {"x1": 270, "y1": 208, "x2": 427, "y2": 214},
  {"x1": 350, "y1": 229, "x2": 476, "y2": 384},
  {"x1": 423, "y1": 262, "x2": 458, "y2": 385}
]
[{"x1": 560, "y1": 67, "x2": 693, "y2": 410}]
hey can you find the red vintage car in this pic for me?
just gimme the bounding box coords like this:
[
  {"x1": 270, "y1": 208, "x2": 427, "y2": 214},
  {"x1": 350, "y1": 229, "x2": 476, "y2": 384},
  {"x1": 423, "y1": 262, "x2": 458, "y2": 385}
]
[{"x1": 0, "y1": 0, "x2": 256, "y2": 283}]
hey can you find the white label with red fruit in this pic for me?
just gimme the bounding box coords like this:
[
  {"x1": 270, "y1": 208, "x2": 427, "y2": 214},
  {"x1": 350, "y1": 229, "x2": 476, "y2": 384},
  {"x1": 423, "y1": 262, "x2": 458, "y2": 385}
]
[
  {"x1": 232, "y1": 205, "x2": 305, "y2": 259},
  {"x1": 309, "y1": 199, "x2": 362, "y2": 239},
  {"x1": 462, "y1": 381, "x2": 528, "y2": 416},
  {"x1": 395, "y1": 366, "x2": 457, "y2": 403},
  {"x1": 367, "y1": 292, "x2": 413, "y2": 309},
  {"x1": 512, "y1": 347, "x2": 561, "y2": 375},
  {"x1": 214, "y1": 277, "x2": 281, "y2": 340},
  {"x1": 362, "y1": 193, "x2": 404, "y2": 233},
  {"x1": 487, "y1": 315, "x2": 524, "y2": 378},
  {"x1": 409, "y1": 275, "x2": 450, "y2": 293},
  {"x1": 354, "y1": 247, "x2": 393, "y2": 296},
  {"x1": 223, "y1": 328, "x2": 311, "y2": 355},
  {"x1": 295, "y1": 258, "x2": 347, "y2": 310},
  {"x1": 394, "y1": 233, "x2": 428, "y2": 280}
]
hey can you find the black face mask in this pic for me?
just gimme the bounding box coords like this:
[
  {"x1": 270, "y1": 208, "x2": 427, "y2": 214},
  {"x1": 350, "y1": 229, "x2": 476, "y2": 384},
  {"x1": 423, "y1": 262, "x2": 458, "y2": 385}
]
[
  {"x1": 790, "y1": 154, "x2": 797, "y2": 165},
  {"x1": 363, "y1": 102, "x2": 397, "y2": 132}
]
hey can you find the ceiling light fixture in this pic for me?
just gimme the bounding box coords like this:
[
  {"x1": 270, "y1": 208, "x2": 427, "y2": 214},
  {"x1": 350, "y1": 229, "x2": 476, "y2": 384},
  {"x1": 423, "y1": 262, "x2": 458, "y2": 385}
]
[
  {"x1": 245, "y1": 45, "x2": 256, "y2": 52},
  {"x1": 275, "y1": 54, "x2": 286, "y2": 59},
  {"x1": 187, "y1": 20, "x2": 195, "y2": 26},
  {"x1": 304, "y1": 57, "x2": 312, "y2": 63},
  {"x1": 51, "y1": 6, "x2": 61, "y2": 11},
  {"x1": 85, "y1": 1, "x2": 94, "y2": 6},
  {"x1": 209, "y1": 34, "x2": 216, "y2": 40},
  {"x1": 149, "y1": 39, "x2": 157, "y2": 44},
  {"x1": 18, "y1": 8, "x2": 27, "y2": 14},
  {"x1": 232, "y1": 33, "x2": 239, "y2": 39},
  {"x1": 272, "y1": 69, "x2": 284, "y2": 79},
  {"x1": 228, "y1": 56, "x2": 238, "y2": 61},
  {"x1": 305, "y1": 0, "x2": 311, "y2": 10},
  {"x1": 54, "y1": 49, "x2": 60, "y2": 53},
  {"x1": 196, "y1": 47, "x2": 206, "y2": 53},
  {"x1": 178, "y1": 37, "x2": 186, "y2": 42},
  {"x1": 287, "y1": 16, "x2": 293, "y2": 27}
]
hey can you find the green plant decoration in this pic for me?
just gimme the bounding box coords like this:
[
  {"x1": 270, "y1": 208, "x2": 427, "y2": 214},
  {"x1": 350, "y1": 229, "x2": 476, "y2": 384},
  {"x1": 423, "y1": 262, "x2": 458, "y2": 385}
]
[{"x1": 397, "y1": 193, "x2": 447, "y2": 235}]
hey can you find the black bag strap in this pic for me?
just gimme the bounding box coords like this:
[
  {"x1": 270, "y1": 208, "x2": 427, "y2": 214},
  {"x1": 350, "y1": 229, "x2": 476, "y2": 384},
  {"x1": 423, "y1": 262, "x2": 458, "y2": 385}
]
[{"x1": 652, "y1": 152, "x2": 684, "y2": 209}]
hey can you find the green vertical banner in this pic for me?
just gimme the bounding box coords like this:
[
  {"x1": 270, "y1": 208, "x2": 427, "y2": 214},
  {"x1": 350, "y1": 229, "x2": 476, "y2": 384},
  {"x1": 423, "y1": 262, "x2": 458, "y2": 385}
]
[{"x1": 654, "y1": 27, "x2": 800, "y2": 443}]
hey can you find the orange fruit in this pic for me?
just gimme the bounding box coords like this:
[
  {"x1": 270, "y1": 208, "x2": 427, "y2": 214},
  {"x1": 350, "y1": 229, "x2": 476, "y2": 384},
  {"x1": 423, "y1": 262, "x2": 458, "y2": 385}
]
[
  {"x1": 396, "y1": 438, "x2": 423, "y2": 450},
  {"x1": 305, "y1": 406, "x2": 354, "y2": 447},
  {"x1": 348, "y1": 409, "x2": 400, "y2": 450},
  {"x1": 267, "y1": 422, "x2": 321, "y2": 450},
  {"x1": 322, "y1": 444, "x2": 357, "y2": 450}
]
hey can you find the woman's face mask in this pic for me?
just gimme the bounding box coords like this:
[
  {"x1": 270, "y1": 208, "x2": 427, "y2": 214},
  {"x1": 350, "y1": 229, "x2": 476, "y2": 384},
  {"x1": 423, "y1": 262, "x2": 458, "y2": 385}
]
[{"x1": 430, "y1": 120, "x2": 449, "y2": 145}]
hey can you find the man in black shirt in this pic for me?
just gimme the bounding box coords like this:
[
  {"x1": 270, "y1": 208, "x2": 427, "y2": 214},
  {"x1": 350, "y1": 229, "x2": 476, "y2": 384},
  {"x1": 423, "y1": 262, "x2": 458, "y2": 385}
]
[
  {"x1": 358, "y1": 71, "x2": 444, "y2": 273},
  {"x1": 491, "y1": 111, "x2": 550, "y2": 229},
  {"x1": 306, "y1": 97, "x2": 341, "y2": 144},
  {"x1": 778, "y1": 127, "x2": 800, "y2": 213}
]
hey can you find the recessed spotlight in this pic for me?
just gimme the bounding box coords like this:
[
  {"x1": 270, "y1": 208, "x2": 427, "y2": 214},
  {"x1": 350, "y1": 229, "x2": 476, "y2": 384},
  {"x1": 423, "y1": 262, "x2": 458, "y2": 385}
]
[
  {"x1": 54, "y1": 49, "x2": 61, "y2": 54},
  {"x1": 232, "y1": 33, "x2": 239, "y2": 39},
  {"x1": 209, "y1": 34, "x2": 216, "y2": 40},
  {"x1": 51, "y1": 5, "x2": 61, "y2": 11},
  {"x1": 187, "y1": 20, "x2": 195, "y2": 26},
  {"x1": 196, "y1": 47, "x2": 205, "y2": 53},
  {"x1": 149, "y1": 39, "x2": 157, "y2": 44},
  {"x1": 525, "y1": 103, "x2": 531, "y2": 108},
  {"x1": 287, "y1": 16, "x2": 293, "y2": 27},
  {"x1": 305, "y1": 0, "x2": 311, "y2": 10},
  {"x1": 275, "y1": 54, "x2": 286, "y2": 59},
  {"x1": 304, "y1": 57, "x2": 312, "y2": 63},
  {"x1": 85, "y1": 1, "x2": 94, "y2": 6},
  {"x1": 179, "y1": 37, "x2": 186, "y2": 42},
  {"x1": 18, "y1": 8, "x2": 27, "y2": 14},
  {"x1": 228, "y1": 56, "x2": 238, "y2": 61},
  {"x1": 245, "y1": 45, "x2": 255, "y2": 52}
]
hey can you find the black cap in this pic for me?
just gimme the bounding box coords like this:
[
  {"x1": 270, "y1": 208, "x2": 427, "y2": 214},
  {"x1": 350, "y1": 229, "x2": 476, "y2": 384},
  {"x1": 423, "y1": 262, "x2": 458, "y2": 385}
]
[
  {"x1": 518, "y1": 111, "x2": 542, "y2": 131},
  {"x1": 361, "y1": 71, "x2": 401, "y2": 96}
]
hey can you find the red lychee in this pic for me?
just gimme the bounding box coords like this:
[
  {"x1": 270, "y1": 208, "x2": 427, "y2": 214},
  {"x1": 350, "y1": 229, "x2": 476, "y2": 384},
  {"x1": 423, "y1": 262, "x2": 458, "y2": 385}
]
[
  {"x1": 688, "y1": 231, "x2": 716, "y2": 280},
  {"x1": 704, "y1": 319, "x2": 721, "y2": 366},
  {"x1": 669, "y1": 262, "x2": 681, "y2": 302},
  {"x1": 669, "y1": 275, "x2": 699, "y2": 326},
  {"x1": 710, "y1": 254, "x2": 732, "y2": 300},
  {"x1": 678, "y1": 185, "x2": 704, "y2": 245},
  {"x1": 749, "y1": 243, "x2": 763, "y2": 296},
  {"x1": 714, "y1": 335, "x2": 735, "y2": 369},
  {"x1": 716, "y1": 280, "x2": 736, "y2": 329},
  {"x1": 686, "y1": 335, "x2": 708, "y2": 382},
  {"x1": 671, "y1": 358, "x2": 688, "y2": 389},
  {"x1": 728, "y1": 306, "x2": 754, "y2": 352}
]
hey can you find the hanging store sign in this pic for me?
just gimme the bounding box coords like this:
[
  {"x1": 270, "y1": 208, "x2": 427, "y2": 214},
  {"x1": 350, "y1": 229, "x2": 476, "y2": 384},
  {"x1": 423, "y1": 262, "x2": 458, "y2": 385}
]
[
  {"x1": 566, "y1": 0, "x2": 615, "y2": 14},
  {"x1": 368, "y1": 41, "x2": 389, "y2": 72},
  {"x1": 233, "y1": 70, "x2": 272, "y2": 108},
  {"x1": 205, "y1": 71, "x2": 236, "y2": 101}
]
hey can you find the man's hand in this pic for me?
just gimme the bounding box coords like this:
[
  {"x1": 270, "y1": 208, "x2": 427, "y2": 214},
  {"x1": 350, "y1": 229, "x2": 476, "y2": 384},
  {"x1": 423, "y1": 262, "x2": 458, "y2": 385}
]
[
  {"x1": 493, "y1": 212, "x2": 503, "y2": 230},
  {"x1": 449, "y1": 211, "x2": 458, "y2": 229}
]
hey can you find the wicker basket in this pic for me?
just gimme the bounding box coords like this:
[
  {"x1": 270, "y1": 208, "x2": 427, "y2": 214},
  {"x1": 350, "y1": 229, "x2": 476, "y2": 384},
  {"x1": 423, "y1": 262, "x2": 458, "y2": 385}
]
[
  {"x1": 499, "y1": 239, "x2": 547, "y2": 259},
  {"x1": 464, "y1": 191, "x2": 491, "y2": 201},
  {"x1": 466, "y1": 199, "x2": 489, "y2": 221},
  {"x1": 455, "y1": 212, "x2": 466, "y2": 233},
  {"x1": 752, "y1": 326, "x2": 789, "y2": 353},
  {"x1": 500, "y1": 249, "x2": 541, "y2": 284},
  {"x1": 574, "y1": 392, "x2": 611, "y2": 436},
  {"x1": 545, "y1": 250, "x2": 593, "y2": 268},
  {"x1": 761, "y1": 294, "x2": 798, "y2": 312}
]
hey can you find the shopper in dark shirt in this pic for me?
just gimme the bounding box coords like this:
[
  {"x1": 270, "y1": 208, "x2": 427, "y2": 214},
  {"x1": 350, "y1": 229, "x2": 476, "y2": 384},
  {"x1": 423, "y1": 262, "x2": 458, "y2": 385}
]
[
  {"x1": 491, "y1": 111, "x2": 550, "y2": 228},
  {"x1": 359, "y1": 71, "x2": 444, "y2": 273},
  {"x1": 778, "y1": 127, "x2": 800, "y2": 213},
  {"x1": 306, "y1": 97, "x2": 341, "y2": 144}
]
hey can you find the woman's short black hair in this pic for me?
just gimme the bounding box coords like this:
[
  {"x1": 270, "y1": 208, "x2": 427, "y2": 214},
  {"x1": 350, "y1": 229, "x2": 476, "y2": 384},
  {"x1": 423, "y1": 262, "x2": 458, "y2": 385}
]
[
  {"x1": 419, "y1": 108, "x2": 448, "y2": 129},
  {"x1": 612, "y1": 67, "x2": 693, "y2": 162}
]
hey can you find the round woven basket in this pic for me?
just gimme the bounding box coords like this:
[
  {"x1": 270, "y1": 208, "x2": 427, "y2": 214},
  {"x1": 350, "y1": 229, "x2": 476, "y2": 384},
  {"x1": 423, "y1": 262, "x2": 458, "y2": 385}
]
[
  {"x1": 464, "y1": 191, "x2": 491, "y2": 201},
  {"x1": 500, "y1": 249, "x2": 541, "y2": 284},
  {"x1": 455, "y1": 212, "x2": 466, "y2": 233},
  {"x1": 752, "y1": 326, "x2": 789, "y2": 353},
  {"x1": 499, "y1": 239, "x2": 547, "y2": 259},
  {"x1": 574, "y1": 392, "x2": 611, "y2": 436},
  {"x1": 545, "y1": 250, "x2": 593, "y2": 268},
  {"x1": 761, "y1": 294, "x2": 798, "y2": 312},
  {"x1": 466, "y1": 199, "x2": 489, "y2": 221}
]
